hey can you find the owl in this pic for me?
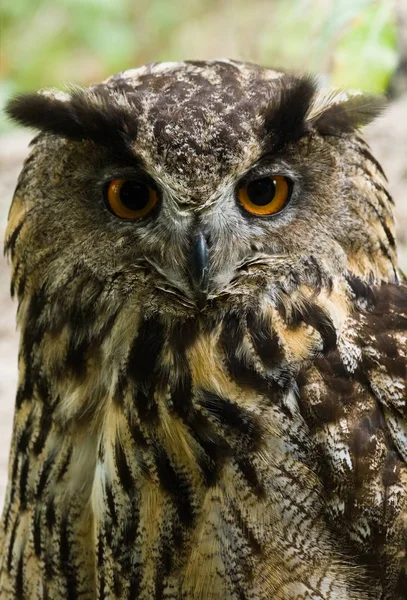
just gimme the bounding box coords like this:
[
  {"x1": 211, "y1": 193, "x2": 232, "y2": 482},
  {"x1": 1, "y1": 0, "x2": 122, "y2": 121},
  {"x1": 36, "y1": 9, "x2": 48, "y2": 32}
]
[{"x1": 0, "y1": 59, "x2": 406, "y2": 600}]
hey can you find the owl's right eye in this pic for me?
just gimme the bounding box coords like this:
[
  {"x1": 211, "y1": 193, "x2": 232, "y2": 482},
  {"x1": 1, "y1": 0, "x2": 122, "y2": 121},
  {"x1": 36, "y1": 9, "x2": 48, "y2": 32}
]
[
  {"x1": 106, "y1": 179, "x2": 158, "y2": 220},
  {"x1": 237, "y1": 175, "x2": 292, "y2": 216}
]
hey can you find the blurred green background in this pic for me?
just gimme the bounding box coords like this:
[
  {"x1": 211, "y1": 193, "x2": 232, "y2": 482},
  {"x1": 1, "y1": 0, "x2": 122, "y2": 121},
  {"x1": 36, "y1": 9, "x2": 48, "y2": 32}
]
[{"x1": 0, "y1": 0, "x2": 402, "y2": 132}]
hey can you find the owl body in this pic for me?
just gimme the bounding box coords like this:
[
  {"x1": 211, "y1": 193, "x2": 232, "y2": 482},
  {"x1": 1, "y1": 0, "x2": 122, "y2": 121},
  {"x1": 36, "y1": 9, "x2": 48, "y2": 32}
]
[{"x1": 0, "y1": 60, "x2": 406, "y2": 599}]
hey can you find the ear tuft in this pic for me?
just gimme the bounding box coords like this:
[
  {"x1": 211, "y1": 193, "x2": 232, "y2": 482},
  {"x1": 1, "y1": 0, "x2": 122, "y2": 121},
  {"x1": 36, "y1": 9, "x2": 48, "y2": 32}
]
[
  {"x1": 308, "y1": 90, "x2": 386, "y2": 135},
  {"x1": 5, "y1": 88, "x2": 139, "y2": 148},
  {"x1": 264, "y1": 74, "x2": 318, "y2": 150},
  {"x1": 6, "y1": 90, "x2": 84, "y2": 137}
]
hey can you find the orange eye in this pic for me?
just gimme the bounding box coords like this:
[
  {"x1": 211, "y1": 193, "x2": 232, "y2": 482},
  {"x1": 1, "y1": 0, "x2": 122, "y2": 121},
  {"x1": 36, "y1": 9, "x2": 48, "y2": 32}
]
[
  {"x1": 237, "y1": 175, "x2": 291, "y2": 216},
  {"x1": 106, "y1": 179, "x2": 158, "y2": 219}
]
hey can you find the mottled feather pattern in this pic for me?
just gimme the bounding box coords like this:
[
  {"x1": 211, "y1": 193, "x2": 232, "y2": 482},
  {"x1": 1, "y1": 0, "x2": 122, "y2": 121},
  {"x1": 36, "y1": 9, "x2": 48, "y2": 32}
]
[{"x1": 0, "y1": 60, "x2": 406, "y2": 599}]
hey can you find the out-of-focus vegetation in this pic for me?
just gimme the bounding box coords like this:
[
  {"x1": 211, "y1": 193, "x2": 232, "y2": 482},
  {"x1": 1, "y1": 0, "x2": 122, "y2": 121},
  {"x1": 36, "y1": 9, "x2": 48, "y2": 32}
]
[{"x1": 0, "y1": 0, "x2": 399, "y2": 131}]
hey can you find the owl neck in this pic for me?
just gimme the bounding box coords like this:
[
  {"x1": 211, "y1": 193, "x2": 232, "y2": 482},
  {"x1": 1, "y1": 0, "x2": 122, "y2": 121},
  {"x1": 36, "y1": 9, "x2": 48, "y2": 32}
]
[
  {"x1": 15, "y1": 278, "x2": 343, "y2": 502},
  {"x1": 9, "y1": 275, "x2": 376, "y2": 598}
]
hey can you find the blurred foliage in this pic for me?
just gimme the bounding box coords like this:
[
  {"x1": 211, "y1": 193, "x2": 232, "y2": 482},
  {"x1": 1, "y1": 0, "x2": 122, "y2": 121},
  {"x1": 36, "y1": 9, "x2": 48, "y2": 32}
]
[{"x1": 0, "y1": 0, "x2": 399, "y2": 131}]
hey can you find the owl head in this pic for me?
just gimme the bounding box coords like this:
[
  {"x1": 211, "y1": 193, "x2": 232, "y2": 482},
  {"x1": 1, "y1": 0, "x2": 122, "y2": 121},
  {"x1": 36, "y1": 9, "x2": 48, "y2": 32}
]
[{"x1": 5, "y1": 60, "x2": 398, "y2": 328}]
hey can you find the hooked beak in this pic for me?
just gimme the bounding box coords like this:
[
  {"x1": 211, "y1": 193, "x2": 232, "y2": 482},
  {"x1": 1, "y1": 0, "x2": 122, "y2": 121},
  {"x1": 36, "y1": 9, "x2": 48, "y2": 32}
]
[{"x1": 188, "y1": 232, "x2": 210, "y2": 309}]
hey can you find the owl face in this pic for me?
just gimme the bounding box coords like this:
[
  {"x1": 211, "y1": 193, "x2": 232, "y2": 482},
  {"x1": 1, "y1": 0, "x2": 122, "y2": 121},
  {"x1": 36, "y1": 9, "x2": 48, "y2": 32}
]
[{"x1": 6, "y1": 60, "x2": 397, "y2": 321}]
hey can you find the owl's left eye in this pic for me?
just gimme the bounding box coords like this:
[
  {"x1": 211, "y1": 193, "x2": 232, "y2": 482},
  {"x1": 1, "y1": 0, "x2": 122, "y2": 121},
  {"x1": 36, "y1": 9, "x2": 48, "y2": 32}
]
[
  {"x1": 237, "y1": 175, "x2": 292, "y2": 216},
  {"x1": 106, "y1": 179, "x2": 158, "y2": 219}
]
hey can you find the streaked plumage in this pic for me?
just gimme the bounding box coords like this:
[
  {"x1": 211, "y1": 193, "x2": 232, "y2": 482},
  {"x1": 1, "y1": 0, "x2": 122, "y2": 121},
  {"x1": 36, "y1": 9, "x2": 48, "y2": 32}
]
[{"x1": 0, "y1": 60, "x2": 406, "y2": 599}]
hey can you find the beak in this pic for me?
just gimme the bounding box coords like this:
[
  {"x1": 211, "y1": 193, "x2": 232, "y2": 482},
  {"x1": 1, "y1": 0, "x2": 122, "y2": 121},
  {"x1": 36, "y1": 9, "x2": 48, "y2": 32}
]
[{"x1": 188, "y1": 232, "x2": 210, "y2": 309}]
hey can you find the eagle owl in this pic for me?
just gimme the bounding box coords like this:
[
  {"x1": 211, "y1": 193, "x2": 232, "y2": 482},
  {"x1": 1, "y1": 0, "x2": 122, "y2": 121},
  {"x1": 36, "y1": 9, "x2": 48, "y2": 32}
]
[{"x1": 0, "y1": 59, "x2": 406, "y2": 600}]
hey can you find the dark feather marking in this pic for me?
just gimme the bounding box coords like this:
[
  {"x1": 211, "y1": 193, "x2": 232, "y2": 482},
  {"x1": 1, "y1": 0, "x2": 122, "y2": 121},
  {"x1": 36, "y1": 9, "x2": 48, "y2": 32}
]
[
  {"x1": 94, "y1": 309, "x2": 120, "y2": 345},
  {"x1": 394, "y1": 563, "x2": 407, "y2": 597},
  {"x1": 110, "y1": 511, "x2": 139, "y2": 584},
  {"x1": 127, "y1": 316, "x2": 166, "y2": 423},
  {"x1": 358, "y1": 145, "x2": 388, "y2": 180},
  {"x1": 375, "y1": 332, "x2": 399, "y2": 359},
  {"x1": 114, "y1": 512, "x2": 140, "y2": 580},
  {"x1": 314, "y1": 351, "x2": 350, "y2": 382},
  {"x1": 36, "y1": 373, "x2": 52, "y2": 404},
  {"x1": 196, "y1": 434, "x2": 230, "y2": 486},
  {"x1": 168, "y1": 318, "x2": 198, "y2": 353},
  {"x1": 33, "y1": 512, "x2": 42, "y2": 557},
  {"x1": 246, "y1": 310, "x2": 284, "y2": 365},
  {"x1": 362, "y1": 284, "x2": 407, "y2": 332},
  {"x1": 114, "y1": 439, "x2": 133, "y2": 493},
  {"x1": 382, "y1": 450, "x2": 401, "y2": 487},
  {"x1": 378, "y1": 240, "x2": 398, "y2": 279},
  {"x1": 3, "y1": 453, "x2": 19, "y2": 529},
  {"x1": 225, "y1": 350, "x2": 277, "y2": 395},
  {"x1": 361, "y1": 345, "x2": 406, "y2": 382},
  {"x1": 44, "y1": 548, "x2": 55, "y2": 580},
  {"x1": 6, "y1": 89, "x2": 140, "y2": 161},
  {"x1": 18, "y1": 457, "x2": 29, "y2": 510},
  {"x1": 128, "y1": 315, "x2": 165, "y2": 391},
  {"x1": 200, "y1": 390, "x2": 262, "y2": 451},
  {"x1": 372, "y1": 180, "x2": 394, "y2": 205},
  {"x1": 6, "y1": 517, "x2": 19, "y2": 571},
  {"x1": 96, "y1": 530, "x2": 105, "y2": 573},
  {"x1": 167, "y1": 364, "x2": 233, "y2": 486},
  {"x1": 102, "y1": 521, "x2": 113, "y2": 555},
  {"x1": 15, "y1": 553, "x2": 24, "y2": 600},
  {"x1": 22, "y1": 287, "x2": 48, "y2": 361},
  {"x1": 298, "y1": 369, "x2": 354, "y2": 426},
  {"x1": 128, "y1": 565, "x2": 142, "y2": 599},
  {"x1": 17, "y1": 269, "x2": 27, "y2": 298},
  {"x1": 289, "y1": 301, "x2": 337, "y2": 353},
  {"x1": 127, "y1": 411, "x2": 149, "y2": 450},
  {"x1": 346, "y1": 274, "x2": 376, "y2": 306},
  {"x1": 17, "y1": 369, "x2": 33, "y2": 411},
  {"x1": 236, "y1": 588, "x2": 250, "y2": 600},
  {"x1": 113, "y1": 572, "x2": 123, "y2": 597},
  {"x1": 9, "y1": 260, "x2": 20, "y2": 298},
  {"x1": 37, "y1": 456, "x2": 54, "y2": 497},
  {"x1": 264, "y1": 75, "x2": 317, "y2": 151},
  {"x1": 33, "y1": 405, "x2": 53, "y2": 455},
  {"x1": 134, "y1": 388, "x2": 158, "y2": 423},
  {"x1": 4, "y1": 218, "x2": 26, "y2": 257},
  {"x1": 63, "y1": 287, "x2": 113, "y2": 379},
  {"x1": 59, "y1": 517, "x2": 77, "y2": 600},
  {"x1": 17, "y1": 414, "x2": 32, "y2": 454},
  {"x1": 56, "y1": 447, "x2": 73, "y2": 483},
  {"x1": 220, "y1": 313, "x2": 281, "y2": 395},
  {"x1": 306, "y1": 352, "x2": 355, "y2": 428},
  {"x1": 306, "y1": 254, "x2": 330, "y2": 293},
  {"x1": 112, "y1": 371, "x2": 127, "y2": 407},
  {"x1": 65, "y1": 337, "x2": 88, "y2": 380},
  {"x1": 105, "y1": 482, "x2": 118, "y2": 526},
  {"x1": 236, "y1": 457, "x2": 266, "y2": 498},
  {"x1": 168, "y1": 361, "x2": 195, "y2": 424},
  {"x1": 155, "y1": 533, "x2": 174, "y2": 600},
  {"x1": 45, "y1": 500, "x2": 56, "y2": 532},
  {"x1": 154, "y1": 445, "x2": 195, "y2": 527},
  {"x1": 361, "y1": 198, "x2": 396, "y2": 250}
]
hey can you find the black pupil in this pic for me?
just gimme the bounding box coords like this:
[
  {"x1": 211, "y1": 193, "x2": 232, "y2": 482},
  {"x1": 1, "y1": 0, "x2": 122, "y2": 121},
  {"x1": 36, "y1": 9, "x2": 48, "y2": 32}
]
[
  {"x1": 120, "y1": 181, "x2": 150, "y2": 211},
  {"x1": 247, "y1": 178, "x2": 276, "y2": 206}
]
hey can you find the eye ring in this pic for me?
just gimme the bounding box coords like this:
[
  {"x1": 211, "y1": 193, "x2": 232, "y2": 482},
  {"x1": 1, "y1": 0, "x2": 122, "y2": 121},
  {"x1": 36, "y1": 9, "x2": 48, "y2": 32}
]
[
  {"x1": 237, "y1": 175, "x2": 292, "y2": 216},
  {"x1": 106, "y1": 179, "x2": 159, "y2": 220}
]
